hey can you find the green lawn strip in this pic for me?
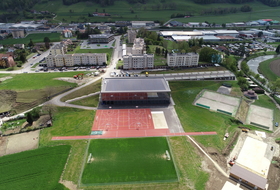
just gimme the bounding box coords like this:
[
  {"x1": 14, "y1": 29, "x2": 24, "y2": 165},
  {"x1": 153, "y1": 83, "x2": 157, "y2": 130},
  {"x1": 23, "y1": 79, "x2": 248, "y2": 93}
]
[
  {"x1": 0, "y1": 33, "x2": 61, "y2": 45},
  {"x1": 0, "y1": 72, "x2": 79, "y2": 91},
  {"x1": 252, "y1": 94, "x2": 280, "y2": 127},
  {"x1": 154, "y1": 55, "x2": 167, "y2": 66},
  {"x1": 169, "y1": 136, "x2": 209, "y2": 190},
  {"x1": 144, "y1": 66, "x2": 226, "y2": 74},
  {"x1": 81, "y1": 137, "x2": 178, "y2": 185},
  {"x1": 0, "y1": 145, "x2": 70, "y2": 190},
  {"x1": 31, "y1": 62, "x2": 40, "y2": 68},
  {"x1": 26, "y1": 53, "x2": 37, "y2": 60},
  {"x1": 258, "y1": 57, "x2": 280, "y2": 82},
  {"x1": 0, "y1": 74, "x2": 11, "y2": 78},
  {"x1": 70, "y1": 95, "x2": 99, "y2": 107},
  {"x1": 170, "y1": 81, "x2": 238, "y2": 151},
  {"x1": 61, "y1": 79, "x2": 101, "y2": 102}
]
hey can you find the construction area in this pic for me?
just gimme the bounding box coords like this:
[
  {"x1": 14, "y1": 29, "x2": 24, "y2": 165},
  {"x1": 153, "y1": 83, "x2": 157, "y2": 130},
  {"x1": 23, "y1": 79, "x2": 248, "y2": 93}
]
[{"x1": 225, "y1": 132, "x2": 280, "y2": 190}]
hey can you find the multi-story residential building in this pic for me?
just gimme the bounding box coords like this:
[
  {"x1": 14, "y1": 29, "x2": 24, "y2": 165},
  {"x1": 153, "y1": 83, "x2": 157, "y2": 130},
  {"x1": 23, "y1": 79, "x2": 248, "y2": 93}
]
[
  {"x1": 122, "y1": 37, "x2": 154, "y2": 70},
  {"x1": 123, "y1": 54, "x2": 154, "y2": 69},
  {"x1": 88, "y1": 34, "x2": 114, "y2": 43},
  {"x1": 128, "y1": 30, "x2": 137, "y2": 43},
  {"x1": 167, "y1": 53, "x2": 199, "y2": 67},
  {"x1": 46, "y1": 53, "x2": 106, "y2": 67},
  {"x1": 49, "y1": 44, "x2": 67, "y2": 55},
  {"x1": 131, "y1": 38, "x2": 145, "y2": 55}
]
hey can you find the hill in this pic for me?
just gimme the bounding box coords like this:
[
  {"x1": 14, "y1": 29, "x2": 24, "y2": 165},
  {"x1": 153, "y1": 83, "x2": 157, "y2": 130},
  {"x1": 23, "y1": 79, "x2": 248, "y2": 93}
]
[{"x1": 1, "y1": 0, "x2": 280, "y2": 24}]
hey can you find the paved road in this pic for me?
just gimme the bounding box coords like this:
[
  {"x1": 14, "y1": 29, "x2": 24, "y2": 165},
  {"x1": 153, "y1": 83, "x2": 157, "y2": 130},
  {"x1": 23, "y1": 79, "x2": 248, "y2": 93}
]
[{"x1": 48, "y1": 36, "x2": 121, "y2": 108}]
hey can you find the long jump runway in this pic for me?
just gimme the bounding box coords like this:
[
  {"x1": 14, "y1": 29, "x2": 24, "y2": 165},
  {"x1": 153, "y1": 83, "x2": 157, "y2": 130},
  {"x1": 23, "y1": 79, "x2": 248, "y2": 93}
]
[{"x1": 52, "y1": 109, "x2": 217, "y2": 140}]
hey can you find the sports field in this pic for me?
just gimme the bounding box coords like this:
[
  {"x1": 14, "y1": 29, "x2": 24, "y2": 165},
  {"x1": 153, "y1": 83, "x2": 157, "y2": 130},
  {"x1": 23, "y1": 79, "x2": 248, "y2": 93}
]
[
  {"x1": 0, "y1": 145, "x2": 70, "y2": 190},
  {"x1": 81, "y1": 137, "x2": 178, "y2": 185}
]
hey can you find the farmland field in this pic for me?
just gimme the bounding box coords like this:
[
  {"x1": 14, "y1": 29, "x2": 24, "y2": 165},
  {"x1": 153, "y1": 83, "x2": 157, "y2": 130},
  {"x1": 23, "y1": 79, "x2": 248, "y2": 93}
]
[
  {"x1": 81, "y1": 137, "x2": 178, "y2": 185},
  {"x1": 258, "y1": 57, "x2": 280, "y2": 82},
  {"x1": 0, "y1": 33, "x2": 61, "y2": 45},
  {"x1": 30, "y1": 0, "x2": 280, "y2": 24},
  {"x1": 0, "y1": 145, "x2": 70, "y2": 190}
]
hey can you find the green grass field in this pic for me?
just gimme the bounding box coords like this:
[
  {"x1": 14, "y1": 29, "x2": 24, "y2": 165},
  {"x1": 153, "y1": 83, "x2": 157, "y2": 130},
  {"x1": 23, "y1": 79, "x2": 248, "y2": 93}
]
[
  {"x1": 170, "y1": 80, "x2": 239, "y2": 151},
  {"x1": 0, "y1": 72, "x2": 79, "y2": 91},
  {"x1": 81, "y1": 137, "x2": 178, "y2": 185},
  {"x1": 30, "y1": 0, "x2": 280, "y2": 24},
  {"x1": 71, "y1": 95, "x2": 99, "y2": 107},
  {"x1": 0, "y1": 33, "x2": 61, "y2": 45},
  {"x1": 39, "y1": 107, "x2": 95, "y2": 144},
  {"x1": 61, "y1": 79, "x2": 101, "y2": 102},
  {"x1": 0, "y1": 145, "x2": 70, "y2": 190},
  {"x1": 258, "y1": 57, "x2": 280, "y2": 82}
]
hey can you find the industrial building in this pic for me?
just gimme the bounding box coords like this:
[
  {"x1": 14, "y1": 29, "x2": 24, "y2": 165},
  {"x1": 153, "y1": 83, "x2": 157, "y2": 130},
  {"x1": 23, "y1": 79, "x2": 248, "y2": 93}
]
[
  {"x1": 88, "y1": 34, "x2": 114, "y2": 43},
  {"x1": 45, "y1": 53, "x2": 106, "y2": 67},
  {"x1": 100, "y1": 77, "x2": 171, "y2": 106},
  {"x1": 167, "y1": 53, "x2": 199, "y2": 67}
]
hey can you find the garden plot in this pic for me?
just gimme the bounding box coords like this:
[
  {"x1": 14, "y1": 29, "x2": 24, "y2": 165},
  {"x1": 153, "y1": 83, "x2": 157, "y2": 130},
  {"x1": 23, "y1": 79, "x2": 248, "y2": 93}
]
[
  {"x1": 194, "y1": 90, "x2": 241, "y2": 116},
  {"x1": 246, "y1": 105, "x2": 274, "y2": 130}
]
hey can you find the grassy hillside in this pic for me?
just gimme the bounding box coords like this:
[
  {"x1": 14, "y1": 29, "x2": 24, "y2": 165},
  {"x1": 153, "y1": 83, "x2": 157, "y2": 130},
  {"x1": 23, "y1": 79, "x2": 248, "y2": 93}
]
[{"x1": 30, "y1": 0, "x2": 280, "y2": 24}]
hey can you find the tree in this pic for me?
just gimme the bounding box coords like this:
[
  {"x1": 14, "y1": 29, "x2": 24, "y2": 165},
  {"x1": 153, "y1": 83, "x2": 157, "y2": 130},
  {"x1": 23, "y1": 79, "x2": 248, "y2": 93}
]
[
  {"x1": 199, "y1": 47, "x2": 218, "y2": 62},
  {"x1": 26, "y1": 112, "x2": 33, "y2": 125},
  {"x1": 276, "y1": 45, "x2": 280, "y2": 54},
  {"x1": 258, "y1": 31, "x2": 263, "y2": 38},
  {"x1": 222, "y1": 23, "x2": 226, "y2": 28},
  {"x1": 28, "y1": 39, "x2": 34, "y2": 47},
  {"x1": 42, "y1": 103, "x2": 57, "y2": 121},
  {"x1": 270, "y1": 78, "x2": 280, "y2": 96},
  {"x1": 44, "y1": 37, "x2": 51, "y2": 49},
  {"x1": 19, "y1": 54, "x2": 26, "y2": 63}
]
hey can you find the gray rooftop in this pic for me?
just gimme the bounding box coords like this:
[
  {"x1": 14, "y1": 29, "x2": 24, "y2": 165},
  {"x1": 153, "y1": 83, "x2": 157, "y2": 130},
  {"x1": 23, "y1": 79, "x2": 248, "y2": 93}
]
[
  {"x1": 230, "y1": 164, "x2": 267, "y2": 189},
  {"x1": 89, "y1": 34, "x2": 114, "y2": 38},
  {"x1": 101, "y1": 77, "x2": 171, "y2": 93}
]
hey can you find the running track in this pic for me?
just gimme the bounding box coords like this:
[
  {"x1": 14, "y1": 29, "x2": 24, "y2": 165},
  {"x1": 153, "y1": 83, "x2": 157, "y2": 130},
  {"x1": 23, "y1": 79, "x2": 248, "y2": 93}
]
[{"x1": 52, "y1": 130, "x2": 217, "y2": 140}]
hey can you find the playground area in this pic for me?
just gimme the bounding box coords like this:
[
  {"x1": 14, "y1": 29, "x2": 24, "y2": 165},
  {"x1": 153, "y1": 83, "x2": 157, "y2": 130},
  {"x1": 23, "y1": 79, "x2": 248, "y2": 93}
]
[
  {"x1": 194, "y1": 90, "x2": 241, "y2": 116},
  {"x1": 246, "y1": 105, "x2": 274, "y2": 130}
]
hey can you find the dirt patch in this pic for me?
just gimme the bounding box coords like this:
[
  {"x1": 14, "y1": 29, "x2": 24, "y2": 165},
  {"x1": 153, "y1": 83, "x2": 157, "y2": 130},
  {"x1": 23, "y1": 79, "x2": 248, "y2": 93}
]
[
  {"x1": 267, "y1": 157, "x2": 280, "y2": 190},
  {"x1": 270, "y1": 59, "x2": 280, "y2": 77},
  {"x1": 0, "y1": 136, "x2": 8, "y2": 156},
  {"x1": 0, "y1": 76, "x2": 12, "y2": 82},
  {"x1": 55, "y1": 77, "x2": 93, "y2": 86},
  {"x1": 60, "y1": 180, "x2": 82, "y2": 190},
  {"x1": 4, "y1": 130, "x2": 39, "y2": 155},
  {"x1": 0, "y1": 90, "x2": 17, "y2": 112}
]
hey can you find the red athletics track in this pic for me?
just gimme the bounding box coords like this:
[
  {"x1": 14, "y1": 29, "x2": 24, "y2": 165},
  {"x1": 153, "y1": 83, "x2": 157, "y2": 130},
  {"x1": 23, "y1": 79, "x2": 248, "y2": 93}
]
[
  {"x1": 92, "y1": 109, "x2": 154, "y2": 131},
  {"x1": 51, "y1": 131, "x2": 217, "y2": 140}
]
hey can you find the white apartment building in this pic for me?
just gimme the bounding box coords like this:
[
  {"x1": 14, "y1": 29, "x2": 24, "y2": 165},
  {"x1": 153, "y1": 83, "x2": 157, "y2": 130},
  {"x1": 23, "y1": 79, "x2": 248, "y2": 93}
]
[
  {"x1": 46, "y1": 53, "x2": 106, "y2": 67},
  {"x1": 132, "y1": 38, "x2": 145, "y2": 55},
  {"x1": 123, "y1": 54, "x2": 154, "y2": 69},
  {"x1": 49, "y1": 44, "x2": 67, "y2": 55},
  {"x1": 167, "y1": 53, "x2": 199, "y2": 67}
]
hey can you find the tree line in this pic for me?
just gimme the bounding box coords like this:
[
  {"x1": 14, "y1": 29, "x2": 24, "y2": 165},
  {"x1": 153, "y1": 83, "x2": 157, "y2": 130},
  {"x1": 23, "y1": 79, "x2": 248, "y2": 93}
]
[
  {"x1": 201, "y1": 5, "x2": 252, "y2": 15},
  {"x1": 194, "y1": 0, "x2": 280, "y2": 7}
]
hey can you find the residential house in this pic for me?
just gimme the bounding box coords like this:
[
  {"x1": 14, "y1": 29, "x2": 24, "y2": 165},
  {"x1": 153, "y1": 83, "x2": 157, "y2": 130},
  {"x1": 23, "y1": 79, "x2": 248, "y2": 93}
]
[{"x1": 0, "y1": 54, "x2": 16, "y2": 68}]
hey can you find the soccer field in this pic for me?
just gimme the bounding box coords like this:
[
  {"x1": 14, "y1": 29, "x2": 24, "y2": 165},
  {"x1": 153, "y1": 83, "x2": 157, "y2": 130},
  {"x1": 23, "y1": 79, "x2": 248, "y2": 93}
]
[{"x1": 81, "y1": 137, "x2": 178, "y2": 185}]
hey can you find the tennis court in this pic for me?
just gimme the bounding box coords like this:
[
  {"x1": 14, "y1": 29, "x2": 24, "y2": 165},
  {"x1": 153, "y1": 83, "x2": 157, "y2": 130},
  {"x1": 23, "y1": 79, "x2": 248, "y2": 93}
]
[{"x1": 92, "y1": 109, "x2": 154, "y2": 131}]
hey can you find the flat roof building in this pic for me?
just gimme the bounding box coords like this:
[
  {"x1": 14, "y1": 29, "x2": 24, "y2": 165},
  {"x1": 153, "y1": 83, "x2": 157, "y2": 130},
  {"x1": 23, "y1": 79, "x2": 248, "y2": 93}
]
[
  {"x1": 88, "y1": 34, "x2": 114, "y2": 44},
  {"x1": 101, "y1": 77, "x2": 171, "y2": 106},
  {"x1": 167, "y1": 53, "x2": 199, "y2": 67}
]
